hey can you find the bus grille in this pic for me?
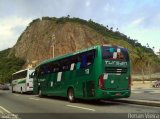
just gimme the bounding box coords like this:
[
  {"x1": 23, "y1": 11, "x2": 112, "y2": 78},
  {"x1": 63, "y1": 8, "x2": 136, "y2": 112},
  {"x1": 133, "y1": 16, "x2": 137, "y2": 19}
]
[{"x1": 105, "y1": 67, "x2": 127, "y2": 73}]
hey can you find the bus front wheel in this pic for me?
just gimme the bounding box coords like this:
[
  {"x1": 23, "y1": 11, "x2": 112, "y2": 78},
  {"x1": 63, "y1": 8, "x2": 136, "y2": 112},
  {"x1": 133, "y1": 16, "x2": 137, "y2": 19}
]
[
  {"x1": 156, "y1": 84, "x2": 159, "y2": 88},
  {"x1": 12, "y1": 86, "x2": 15, "y2": 93},
  {"x1": 67, "y1": 88, "x2": 75, "y2": 103},
  {"x1": 38, "y1": 89, "x2": 43, "y2": 98}
]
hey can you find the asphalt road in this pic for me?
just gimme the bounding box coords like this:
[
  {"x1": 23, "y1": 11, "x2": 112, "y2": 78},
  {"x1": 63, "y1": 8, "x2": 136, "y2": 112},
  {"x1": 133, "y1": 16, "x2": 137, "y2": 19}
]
[
  {"x1": 131, "y1": 88, "x2": 160, "y2": 101},
  {"x1": 0, "y1": 90, "x2": 160, "y2": 119}
]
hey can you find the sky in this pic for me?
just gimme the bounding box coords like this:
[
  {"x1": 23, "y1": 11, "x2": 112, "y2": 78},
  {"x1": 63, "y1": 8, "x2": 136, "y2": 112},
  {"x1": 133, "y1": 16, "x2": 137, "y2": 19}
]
[{"x1": 0, "y1": 0, "x2": 160, "y2": 53}]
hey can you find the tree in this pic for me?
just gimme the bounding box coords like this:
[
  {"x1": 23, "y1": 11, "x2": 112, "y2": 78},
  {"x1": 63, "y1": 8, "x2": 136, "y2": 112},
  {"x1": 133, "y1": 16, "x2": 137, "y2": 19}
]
[
  {"x1": 146, "y1": 43, "x2": 149, "y2": 48},
  {"x1": 110, "y1": 27, "x2": 113, "y2": 31},
  {"x1": 67, "y1": 15, "x2": 70, "y2": 18},
  {"x1": 133, "y1": 47, "x2": 148, "y2": 83},
  {"x1": 116, "y1": 28, "x2": 118, "y2": 31}
]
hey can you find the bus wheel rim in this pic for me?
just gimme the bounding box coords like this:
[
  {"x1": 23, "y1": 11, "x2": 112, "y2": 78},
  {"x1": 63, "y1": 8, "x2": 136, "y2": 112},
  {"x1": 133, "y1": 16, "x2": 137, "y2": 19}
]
[
  {"x1": 69, "y1": 91, "x2": 73, "y2": 100},
  {"x1": 39, "y1": 90, "x2": 41, "y2": 96}
]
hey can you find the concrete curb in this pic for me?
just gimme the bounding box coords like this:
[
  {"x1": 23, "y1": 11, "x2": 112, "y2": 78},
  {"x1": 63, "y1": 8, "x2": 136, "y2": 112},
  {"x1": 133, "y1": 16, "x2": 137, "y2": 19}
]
[{"x1": 111, "y1": 99, "x2": 160, "y2": 107}]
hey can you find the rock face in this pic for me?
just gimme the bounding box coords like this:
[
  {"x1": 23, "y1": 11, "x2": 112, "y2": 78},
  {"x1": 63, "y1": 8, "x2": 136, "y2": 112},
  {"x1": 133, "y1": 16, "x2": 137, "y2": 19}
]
[{"x1": 10, "y1": 19, "x2": 107, "y2": 66}]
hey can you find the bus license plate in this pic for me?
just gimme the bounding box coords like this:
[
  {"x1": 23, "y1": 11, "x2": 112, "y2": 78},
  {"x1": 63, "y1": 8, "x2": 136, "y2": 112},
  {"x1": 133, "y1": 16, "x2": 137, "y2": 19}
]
[{"x1": 115, "y1": 93, "x2": 121, "y2": 96}]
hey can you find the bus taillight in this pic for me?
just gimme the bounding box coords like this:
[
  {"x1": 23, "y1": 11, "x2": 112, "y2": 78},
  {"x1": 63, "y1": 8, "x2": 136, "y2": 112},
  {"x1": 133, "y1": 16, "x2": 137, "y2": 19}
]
[
  {"x1": 128, "y1": 75, "x2": 131, "y2": 89},
  {"x1": 99, "y1": 74, "x2": 105, "y2": 89}
]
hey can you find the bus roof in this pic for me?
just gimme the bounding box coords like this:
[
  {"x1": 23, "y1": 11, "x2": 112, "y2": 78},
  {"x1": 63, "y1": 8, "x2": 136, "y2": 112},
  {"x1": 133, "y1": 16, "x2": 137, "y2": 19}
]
[
  {"x1": 12, "y1": 68, "x2": 34, "y2": 75},
  {"x1": 36, "y1": 45, "x2": 100, "y2": 68}
]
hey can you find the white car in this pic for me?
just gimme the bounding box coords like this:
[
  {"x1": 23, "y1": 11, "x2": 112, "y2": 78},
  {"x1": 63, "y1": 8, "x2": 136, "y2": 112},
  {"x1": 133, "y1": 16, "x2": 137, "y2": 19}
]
[
  {"x1": 152, "y1": 80, "x2": 160, "y2": 88},
  {"x1": 0, "y1": 83, "x2": 10, "y2": 90}
]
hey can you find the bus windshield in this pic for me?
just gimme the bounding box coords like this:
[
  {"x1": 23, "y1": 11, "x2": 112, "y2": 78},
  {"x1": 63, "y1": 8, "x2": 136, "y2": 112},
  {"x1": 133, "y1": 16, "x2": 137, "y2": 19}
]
[{"x1": 101, "y1": 46, "x2": 129, "y2": 61}]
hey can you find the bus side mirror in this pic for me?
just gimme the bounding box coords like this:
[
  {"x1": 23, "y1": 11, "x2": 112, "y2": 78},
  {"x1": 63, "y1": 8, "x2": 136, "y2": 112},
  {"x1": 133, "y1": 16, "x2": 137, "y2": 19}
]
[{"x1": 30, "y1": 72, "x2": 35, "y2": 78}]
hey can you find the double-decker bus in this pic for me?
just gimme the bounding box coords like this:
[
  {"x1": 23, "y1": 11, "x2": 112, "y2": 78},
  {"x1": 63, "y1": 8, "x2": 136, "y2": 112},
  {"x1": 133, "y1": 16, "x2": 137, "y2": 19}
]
[
  {"x1": 12, "y1": 68, "x2": 35, "y2": 93},
  {"x1": 33, "y1": 45, "x2": 131, "y2": 102}
]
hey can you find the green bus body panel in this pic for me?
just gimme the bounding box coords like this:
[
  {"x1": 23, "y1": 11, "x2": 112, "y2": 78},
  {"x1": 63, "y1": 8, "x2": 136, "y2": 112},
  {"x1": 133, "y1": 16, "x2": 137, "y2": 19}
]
[
  {"x1": 18, "y1": 79, "x2": 26, "y2": 84},
  {"x1": 33, "y1": 45, "x2": 131, "y2": 100},
  {"x1": 12, "y1": 78, "x2": 26, "y2": 85}
]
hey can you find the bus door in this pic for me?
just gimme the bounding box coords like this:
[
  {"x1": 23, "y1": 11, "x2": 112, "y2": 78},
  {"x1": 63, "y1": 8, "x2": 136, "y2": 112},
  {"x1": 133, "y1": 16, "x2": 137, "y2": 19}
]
[
  {"x1": 75, "y1": 52, "x2": 95, "y2": 98},
  {"x1": 38, "y1": 66, "x2": 48, "y2": 94},
  {"x1": 27, "y1": 70, "x2": 34, "y2": 91}
]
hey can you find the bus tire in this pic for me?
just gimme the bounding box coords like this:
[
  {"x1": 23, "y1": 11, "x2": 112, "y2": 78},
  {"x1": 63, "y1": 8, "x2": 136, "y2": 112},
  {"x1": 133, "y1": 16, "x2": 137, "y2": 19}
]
[
  {"x1": 38, "y1": 89, "x2": 43, "y2": 98},
  {"x1": 67, "y1": 88, "x2": 75, "y2": 103},
  {"x1": 12, "y1": 86, "x2": 14, "y2": 93}
]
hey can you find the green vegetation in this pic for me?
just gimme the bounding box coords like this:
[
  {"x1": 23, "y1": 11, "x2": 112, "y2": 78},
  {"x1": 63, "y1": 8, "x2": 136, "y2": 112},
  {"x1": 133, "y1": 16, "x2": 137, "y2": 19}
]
[{"x1": 0, "y1": 49, "x2": 25, "y2": 83}]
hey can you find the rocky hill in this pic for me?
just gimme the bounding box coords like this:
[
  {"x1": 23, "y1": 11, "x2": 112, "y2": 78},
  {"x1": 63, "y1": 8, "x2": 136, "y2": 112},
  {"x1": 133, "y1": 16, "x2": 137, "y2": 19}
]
[
  {"x1": 0, "y1": 17, "x2": 159, "y2": 82},
  {"x1": 9, "y1": 18, "x2": 106, "y2": 65},
  {"x1": 9, "y1": 17, "x2": 144, "y2": 66}
]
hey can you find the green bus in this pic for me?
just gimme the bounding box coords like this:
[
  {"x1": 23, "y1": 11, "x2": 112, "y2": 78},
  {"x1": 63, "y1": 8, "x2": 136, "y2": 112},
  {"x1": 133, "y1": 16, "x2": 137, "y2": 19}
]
[{"x1": 33, "y1": 45, "x2": 131, "y2": 102}]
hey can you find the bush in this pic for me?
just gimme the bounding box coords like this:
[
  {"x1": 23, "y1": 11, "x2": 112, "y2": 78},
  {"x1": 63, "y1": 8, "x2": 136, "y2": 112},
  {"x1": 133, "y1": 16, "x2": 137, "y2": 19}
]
[{"x1": 0, "y1": 49, "x2": 25, "y2": 83}]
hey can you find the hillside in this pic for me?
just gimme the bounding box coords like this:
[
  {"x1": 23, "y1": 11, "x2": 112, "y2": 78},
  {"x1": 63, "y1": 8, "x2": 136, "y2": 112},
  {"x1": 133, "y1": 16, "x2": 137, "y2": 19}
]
[
  {"x1": 9, "y1": 17, "x2": 107, "y2": 65},
  {"x1": 0, "y1": 49, "x2": 25, "y2": 83},
  {"x1": 0, "y1": 17, "x2": 159, "y2": 82}
]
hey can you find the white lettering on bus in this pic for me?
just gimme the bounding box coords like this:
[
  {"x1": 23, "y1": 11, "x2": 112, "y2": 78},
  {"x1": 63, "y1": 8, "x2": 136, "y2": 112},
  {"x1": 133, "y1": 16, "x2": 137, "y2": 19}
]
[{"x1": 105, "y1": 61, "x2": 127, "y2": 66}]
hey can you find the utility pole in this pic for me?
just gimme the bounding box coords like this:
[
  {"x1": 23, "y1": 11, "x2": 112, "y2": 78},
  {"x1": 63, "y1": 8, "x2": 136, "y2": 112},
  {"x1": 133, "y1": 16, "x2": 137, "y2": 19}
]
[{"x1": 51, "y1": 34, "x2": 56, "y2": 58}]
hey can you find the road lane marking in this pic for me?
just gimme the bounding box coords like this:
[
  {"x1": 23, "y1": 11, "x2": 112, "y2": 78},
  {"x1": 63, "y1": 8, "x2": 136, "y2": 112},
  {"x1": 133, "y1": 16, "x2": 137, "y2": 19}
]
[
  {"x1": 0, "y1": 106, "x2": 20, "y2": 119},
  {"x1": 29, "y1": 97, "x2": 40, "y2": 101},
  {"x1": 0, "y1": 106, "x2": 11, "y2": 113},
  {"x1": 150, "y1": 91, "x2": 160, "y2": 93},
  {"x1": 66, "y1": 105, "x2": 95, "y2": 111},
  {"x1": 132, "y1": 91, "x2": 143, "y2": 94},
  {"x1": 0, "y1": 110, "x2": 3, "y2": 113},
  {"x1": 13, "y1": 94, "x2": 20, "y2": 96}
]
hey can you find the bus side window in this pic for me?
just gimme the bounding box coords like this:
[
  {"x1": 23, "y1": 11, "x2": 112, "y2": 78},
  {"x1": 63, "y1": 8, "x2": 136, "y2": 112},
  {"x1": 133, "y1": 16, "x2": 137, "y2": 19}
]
[
  {"x1": 61, "y1": 58, "x2": 70, "y2": 72},
  {"x1": 44, "y1": 66, "x2": 48, "y2": 74},
  {"x1": 54, "y1": 67, "x2": 59, "y2": 73},
  {"x1": 80, "y1": 54, "x2": 87, "y2": 68},
  {"x1": 80, "y1": 50, "x2": 95, "y2": 68},
  {"x1": 76, "y1": 62, "x2": 81, "y2": 69},
  {"x1": 53, "y1": 63, "x2": 60, "y2": 73},
  {"x1": 62, "y1": 65, "x2": 69, "y2": 71},
  {"x1": 86, "y1": 51, "x2": 95, "y2": 66},
  {"x1": 36, "y1": 68, "x2": 40, "y2": 77},
  {"x1": 74, "y1": 55, "x2": 81, "y2": 69},
  {"x1": 40, "y1": 66, "x2": 44, "y2": 76},
  {"x1": 50, "y1": 63, "x2": 55, "y2": 73}
]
